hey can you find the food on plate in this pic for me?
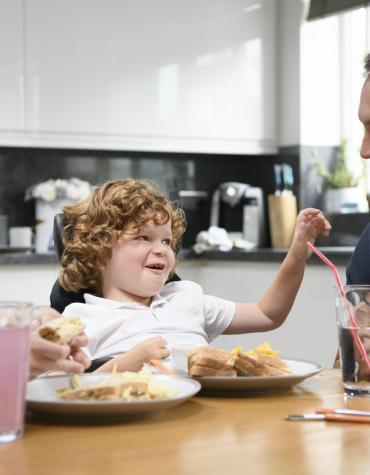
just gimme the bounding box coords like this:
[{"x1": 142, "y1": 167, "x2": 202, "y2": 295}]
[
  {"x1": 57, "y1": 365, "x2": 177, "y2": 401},
  {"x1": 188, "y1": 347, "x2": 237, "y2": 377},
  {"x1": 34, "y1": 317, "x2": 85, "y2": 344},
  {"x1": 188, "y1": 342, "x2": 292, "y2": 378},
  {"x1": 236, "y1": 342, "x2": 291, "y2": 377}
]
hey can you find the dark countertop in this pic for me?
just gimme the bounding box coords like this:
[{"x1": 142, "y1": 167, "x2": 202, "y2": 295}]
[{"x1": 0, "y1": 246, "x2": 354, "y2": 266}]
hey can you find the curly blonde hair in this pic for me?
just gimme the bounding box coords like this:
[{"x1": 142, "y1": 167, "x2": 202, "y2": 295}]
[{"x1": 59, "y1": 178, "x2": 186, "y2": 294}]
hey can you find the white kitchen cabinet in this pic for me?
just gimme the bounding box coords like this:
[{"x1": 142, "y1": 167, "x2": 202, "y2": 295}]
[
  {"x1": 0, "y1": 264, "x2": 59, "y2": 306},
  {"x1": 0, "y1": 0, "x2": 23, "y2": 138},
  {"x1": 11, "y1": 0, "x2": 277, "y2": 154}
]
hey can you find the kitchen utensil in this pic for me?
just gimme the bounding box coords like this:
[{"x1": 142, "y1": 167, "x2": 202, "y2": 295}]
[
  {"x1": 316, "y1": 408, "x2": 370, "y2": 416},
  {"x1": 273, "y1": 164, "x2": 282, "y2": 195},
  {"x1": 281, "y1": 163, "x2": 294, "y2": 195},
  {"x1": 286, "y1": 413, "x2": 370, "y2": 423}
]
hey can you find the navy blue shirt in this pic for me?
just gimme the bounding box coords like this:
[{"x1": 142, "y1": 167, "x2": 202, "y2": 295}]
[{"x1": 346, "y1": 223, "x2": 370, "y2": 284}]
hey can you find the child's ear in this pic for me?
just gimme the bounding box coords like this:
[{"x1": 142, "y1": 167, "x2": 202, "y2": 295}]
[{"x1": 98, "y1": 261, "x2": 106, "y2": 271}]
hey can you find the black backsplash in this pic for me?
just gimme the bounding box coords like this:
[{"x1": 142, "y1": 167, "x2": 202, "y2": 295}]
[{"x1": 0, "y1": 147, "x2": 299, "y2": 248}]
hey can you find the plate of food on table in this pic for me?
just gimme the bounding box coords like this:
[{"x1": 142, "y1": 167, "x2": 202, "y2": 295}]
[
  {"x1": 27, "y1": 317, "x2": 201, "y2": 420},
  {"x1": 26, "y1": 365, "x2": 201, "y2": 420},
  {"x1": 171, "y1": 342, "x2": 323, "y2": 393}
]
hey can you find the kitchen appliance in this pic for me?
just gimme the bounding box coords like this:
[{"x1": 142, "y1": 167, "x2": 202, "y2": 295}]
[{"x1": 210, "y1": 182, "x2": 266, "y2": 247}]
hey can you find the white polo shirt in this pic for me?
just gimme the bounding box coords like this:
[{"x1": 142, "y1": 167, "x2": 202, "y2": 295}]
[{"x1": 62, "y1": 280, "x2": 236, "y2": 361}]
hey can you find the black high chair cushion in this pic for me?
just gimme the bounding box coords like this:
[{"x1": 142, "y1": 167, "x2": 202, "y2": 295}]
[{"x1": 50, "y1": 213, "x2": 93, "y2": 312}]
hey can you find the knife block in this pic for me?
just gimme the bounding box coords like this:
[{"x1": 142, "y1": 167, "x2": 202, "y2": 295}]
[{"x1": 267, "y1": 194, "x2": 297, "y2": 248}]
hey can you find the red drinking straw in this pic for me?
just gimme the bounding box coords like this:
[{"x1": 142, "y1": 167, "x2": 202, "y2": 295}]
[{"x1": 307, "y1": 241, "x2": 370, "y2": 371}]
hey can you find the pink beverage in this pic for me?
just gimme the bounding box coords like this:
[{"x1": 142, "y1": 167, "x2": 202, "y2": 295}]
[{"x1": 0, "y1": 327, "x2": 30, "y2": 442}]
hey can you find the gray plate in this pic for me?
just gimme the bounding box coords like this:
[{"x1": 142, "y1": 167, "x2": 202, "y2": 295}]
[
  {"x1": 194, "y1": 358, "x2": 323, "y2": 393},
  {"x1": 27, "y1": 374, "x2": 201, "y2": 420}
]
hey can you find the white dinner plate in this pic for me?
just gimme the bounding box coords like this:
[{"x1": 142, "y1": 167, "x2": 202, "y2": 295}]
[
  {"x1": 193, "y1": 358, "x2": 323, "y2": 393},
  {"x1": 26, "y1": 374, "x2": 201, "y2": 421}
]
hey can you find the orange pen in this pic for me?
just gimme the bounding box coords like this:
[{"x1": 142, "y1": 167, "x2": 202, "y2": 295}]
[{"x1": 286, "y1": 411, "x2": 370, "y2": 423}]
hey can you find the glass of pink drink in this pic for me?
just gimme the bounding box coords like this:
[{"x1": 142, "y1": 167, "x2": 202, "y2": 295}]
[{"x1": 0, "y1": 302, "x2": 33, "y2": 443}]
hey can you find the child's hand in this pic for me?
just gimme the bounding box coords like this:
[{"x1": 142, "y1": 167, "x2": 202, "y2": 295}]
[
  {"x1": 108, "y1": 337, "x2": 169, "y2": 372},
  {"x1": 288, "y1": 208, "x2": 331, "y2": 261},
  {"x1": 130, "y1": 336, "x2": 169, "y2": 363}
]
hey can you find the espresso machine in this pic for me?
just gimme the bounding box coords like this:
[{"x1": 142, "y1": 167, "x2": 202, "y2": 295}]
[{"x1": 210, "y1": 182, "x2": 266, "y2": 247}]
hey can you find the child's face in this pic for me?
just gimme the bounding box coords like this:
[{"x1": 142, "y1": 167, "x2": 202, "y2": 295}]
[{"x1": 100, "y1": 219, "x2": 176, "y2": 304}]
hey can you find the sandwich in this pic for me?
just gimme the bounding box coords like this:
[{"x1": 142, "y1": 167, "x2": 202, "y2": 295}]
[
  {"x1": 188, "y1": 347, "x2": 237, "y2": 377},
  {"x1": 187, "y1": 342, "x2": 292, "y2": 378},
  {"x1": 237, "y1": 342, "x2": 292, "y2": 376},
  {"x1": 57, "y1": 379, "x2": 149, "y2": 401},
  {"x1": 57, "y1": 365, "x2": 176, "y2": 401},
  {"x1": 34, "y1": 317, "x2": 85, "y2": 344},
  {"x1": 235, "y1": 352, "x2": 291, "y2": 376}
]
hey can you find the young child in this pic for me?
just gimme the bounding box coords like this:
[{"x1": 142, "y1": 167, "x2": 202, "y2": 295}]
[{"x1": 60, "y1": 178, "x2": 331, "y2": 373}]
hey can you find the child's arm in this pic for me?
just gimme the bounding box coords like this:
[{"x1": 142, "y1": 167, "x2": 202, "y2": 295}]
[
  {"x1": 94, "y1": 336, "x2": 169, "y2": 373},
  {"x1": 224, "y1": 208, "x2": 331, "y2": 334}
]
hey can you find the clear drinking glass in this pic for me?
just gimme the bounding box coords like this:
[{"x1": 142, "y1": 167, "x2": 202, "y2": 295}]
[
  {"x1": 0, "y1": 302, "x2": 33, "y2": 443},
  {"x1": 335, "y1": 286, "x2": 370, "y2": 397}
]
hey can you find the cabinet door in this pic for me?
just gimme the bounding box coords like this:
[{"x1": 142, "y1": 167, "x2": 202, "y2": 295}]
[
  {"x1": 0, "y1": 0, "x2": 23, "y2": 138},
  {"x1": 25, "y1": 0, "x2": 276, "y2": 153}
]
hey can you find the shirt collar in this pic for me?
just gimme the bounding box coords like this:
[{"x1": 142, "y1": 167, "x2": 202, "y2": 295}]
[{"x1": 84, "y1": 292, "x2": 168, "y2": 308}]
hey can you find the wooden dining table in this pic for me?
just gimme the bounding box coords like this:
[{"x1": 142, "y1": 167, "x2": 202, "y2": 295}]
[{"x1": 0, "y1": 369, "x2": 369, "y2": 475}]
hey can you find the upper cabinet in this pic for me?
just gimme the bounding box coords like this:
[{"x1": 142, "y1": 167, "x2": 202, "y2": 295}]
[
  {"x1": 0, "y1": 0, "x2": 23, "y2": 136},
  {"x1": 0, "y1": 0, "x2": 277, "y2": 154}
]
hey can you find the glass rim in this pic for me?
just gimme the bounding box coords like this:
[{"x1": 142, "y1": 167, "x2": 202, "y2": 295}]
[{"x1": 0, "y1": 301, "x2": 33, "y2": 307}]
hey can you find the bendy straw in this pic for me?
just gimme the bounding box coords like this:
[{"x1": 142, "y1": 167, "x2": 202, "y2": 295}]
[{"x1": 307, "y1": 241, "x2": 370, "y2": 371}]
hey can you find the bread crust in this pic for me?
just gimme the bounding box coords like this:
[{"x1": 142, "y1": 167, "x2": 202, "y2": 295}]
[
  {"x1": 189, "y1": 347, "x2": 236, "y2": 371},
  {"x1": 189, "y1": 364, "x2": 237, "y2": 377}
]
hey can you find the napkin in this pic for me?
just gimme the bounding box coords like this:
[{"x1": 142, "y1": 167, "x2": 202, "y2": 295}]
[{"x1": 192, "y1": 226, "x2": 256, "y2": 254}]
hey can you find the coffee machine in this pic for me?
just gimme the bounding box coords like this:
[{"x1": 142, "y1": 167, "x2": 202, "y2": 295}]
[{"x1": 210, "y1": 182, "x2": 266, "y2": 247}]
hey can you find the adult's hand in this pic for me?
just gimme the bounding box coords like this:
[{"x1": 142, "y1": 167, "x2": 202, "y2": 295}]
[{"x1": 29, "y1": 307, "x2": 90, "y2": 379}]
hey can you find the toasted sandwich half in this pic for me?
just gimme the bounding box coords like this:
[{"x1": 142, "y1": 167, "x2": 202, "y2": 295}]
[
  {"x1": 235, "y1": 352, "x2": 291, "y2": 377},
  {"x1": 188, "y1": 347, "x2": 237, "y2": 377},
  {"x1": 35, "y1": 317, "x2": 85, "y2": 344}
]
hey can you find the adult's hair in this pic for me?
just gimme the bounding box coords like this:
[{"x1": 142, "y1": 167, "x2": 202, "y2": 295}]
[
  {"x1": 364, "y1": 53, "x2": 370, "y2": 76},
  {"x1": 58, "y1": 178, "x2": 186, "y2": 294}
]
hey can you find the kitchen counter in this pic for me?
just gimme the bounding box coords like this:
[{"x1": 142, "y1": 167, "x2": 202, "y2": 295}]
[{"x1": 0, "y1": 246, "x2": 354, "y2": 266}]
